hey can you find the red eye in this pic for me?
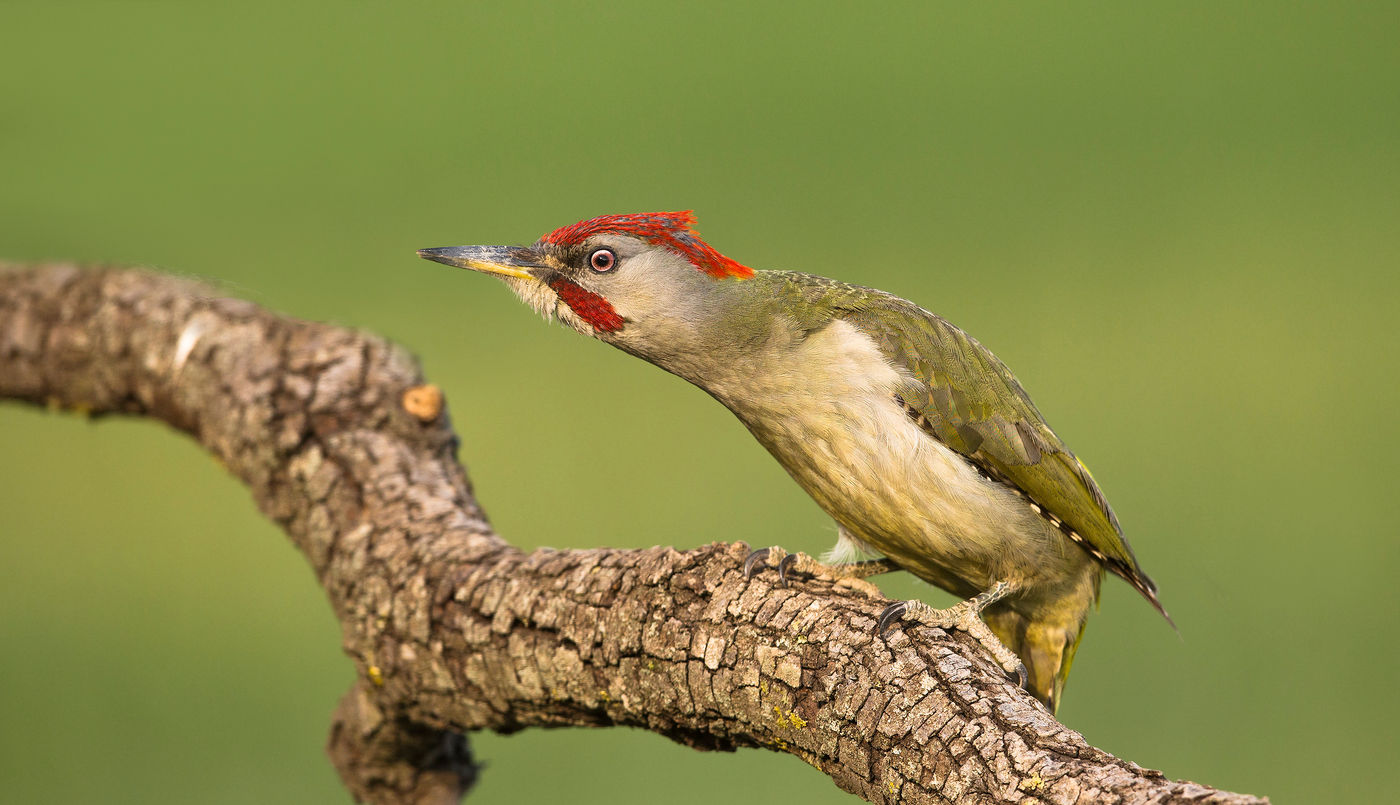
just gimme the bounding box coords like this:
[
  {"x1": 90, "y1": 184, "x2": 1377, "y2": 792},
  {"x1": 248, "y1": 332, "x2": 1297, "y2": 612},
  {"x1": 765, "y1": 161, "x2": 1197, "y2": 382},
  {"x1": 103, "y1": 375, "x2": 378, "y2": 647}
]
[{"x1": 589, "y1": 248, "x2": 616, "y2": 272}]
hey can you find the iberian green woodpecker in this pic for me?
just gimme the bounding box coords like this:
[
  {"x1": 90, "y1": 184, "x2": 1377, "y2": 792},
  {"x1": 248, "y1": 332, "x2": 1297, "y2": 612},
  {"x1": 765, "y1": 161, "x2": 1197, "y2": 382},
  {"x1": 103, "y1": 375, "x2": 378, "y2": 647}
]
[{"x1": 419, "y1": 211, "x2": 1170, "y2": 712}]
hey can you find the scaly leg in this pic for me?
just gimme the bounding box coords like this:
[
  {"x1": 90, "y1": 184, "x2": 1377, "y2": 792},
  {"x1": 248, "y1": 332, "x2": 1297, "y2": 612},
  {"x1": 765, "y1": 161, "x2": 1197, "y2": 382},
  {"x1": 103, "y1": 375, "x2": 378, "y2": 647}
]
[
  {"x1": 877, "y1": 580, "x2": 1028, "y2": 687},
  {"x1": 743, "y1": 546, "x2": 898, "y2": 587}
]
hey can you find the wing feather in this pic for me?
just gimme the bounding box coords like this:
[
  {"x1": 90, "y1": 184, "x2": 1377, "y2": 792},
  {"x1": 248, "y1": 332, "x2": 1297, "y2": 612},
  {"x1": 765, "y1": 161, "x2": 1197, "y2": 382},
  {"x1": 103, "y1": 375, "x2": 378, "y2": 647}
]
[{"x1": 822, "y1": 285, "x2": 1162, "y2": 609}]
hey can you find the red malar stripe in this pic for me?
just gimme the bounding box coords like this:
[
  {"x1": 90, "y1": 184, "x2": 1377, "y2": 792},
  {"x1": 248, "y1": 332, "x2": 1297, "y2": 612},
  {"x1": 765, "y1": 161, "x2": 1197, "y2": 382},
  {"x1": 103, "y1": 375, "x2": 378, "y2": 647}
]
[{"x1": 548, "y1": 278, "x2": 626, "y2": 333}]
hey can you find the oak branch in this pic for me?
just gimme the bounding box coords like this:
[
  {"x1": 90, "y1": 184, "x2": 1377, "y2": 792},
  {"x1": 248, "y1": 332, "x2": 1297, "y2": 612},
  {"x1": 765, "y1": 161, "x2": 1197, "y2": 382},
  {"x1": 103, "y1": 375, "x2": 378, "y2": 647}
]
[{"x1": 0, "y1": 264, "x2": 1267, "y2": 805}]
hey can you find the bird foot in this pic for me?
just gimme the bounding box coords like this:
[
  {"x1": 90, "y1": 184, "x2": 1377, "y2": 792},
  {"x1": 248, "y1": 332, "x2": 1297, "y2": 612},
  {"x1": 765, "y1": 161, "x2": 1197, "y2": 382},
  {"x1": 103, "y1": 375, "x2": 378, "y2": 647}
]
[
  {"x1": 742, "y1": 546, "x2": 807, "y2": 587},
  {"x1": 744, "y1": 546, "x2": 896, "y2": 588},
  {"x1": 877, "y1": 583, "x2": 1028, "y2": 688}
]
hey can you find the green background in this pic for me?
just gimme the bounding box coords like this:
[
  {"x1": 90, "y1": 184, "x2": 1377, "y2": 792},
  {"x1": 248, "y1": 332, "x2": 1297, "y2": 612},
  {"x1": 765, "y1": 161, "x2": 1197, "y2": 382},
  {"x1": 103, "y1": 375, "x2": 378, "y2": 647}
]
[{"x1": 2, "y1": 2, "x2": 1395, "y2": 802}]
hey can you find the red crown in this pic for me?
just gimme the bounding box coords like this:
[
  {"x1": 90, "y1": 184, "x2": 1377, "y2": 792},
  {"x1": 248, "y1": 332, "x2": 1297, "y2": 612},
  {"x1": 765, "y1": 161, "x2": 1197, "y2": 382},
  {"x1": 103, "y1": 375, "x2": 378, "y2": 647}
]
[{"x1": 541, "y1": 211, "x2": 753, "y2": 280}]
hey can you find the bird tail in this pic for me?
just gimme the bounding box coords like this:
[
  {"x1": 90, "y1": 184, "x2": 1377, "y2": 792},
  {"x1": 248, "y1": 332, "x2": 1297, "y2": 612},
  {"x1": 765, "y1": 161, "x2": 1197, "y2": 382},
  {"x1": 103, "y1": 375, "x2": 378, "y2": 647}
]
[
  {"x1": 1049, "y1": 617, "x2": 1090, "y2": 713},
  {"x1": 983, "y1": 574, "x2": 1099, "y2": 714}
]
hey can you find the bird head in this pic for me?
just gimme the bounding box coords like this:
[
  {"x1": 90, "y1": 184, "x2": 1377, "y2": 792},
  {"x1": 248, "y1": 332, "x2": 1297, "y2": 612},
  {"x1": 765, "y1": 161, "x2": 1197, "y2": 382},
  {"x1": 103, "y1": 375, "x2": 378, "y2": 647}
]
[{"x1": 419, "y1": 211, "x2": 756, "y2": 370}]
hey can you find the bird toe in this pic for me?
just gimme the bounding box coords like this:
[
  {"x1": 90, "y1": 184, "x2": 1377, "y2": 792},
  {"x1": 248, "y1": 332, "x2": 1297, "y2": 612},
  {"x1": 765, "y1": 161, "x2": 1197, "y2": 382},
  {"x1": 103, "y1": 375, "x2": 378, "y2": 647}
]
[{"x1": 742, "y1": 547, "x2": 772, "y2": 578}]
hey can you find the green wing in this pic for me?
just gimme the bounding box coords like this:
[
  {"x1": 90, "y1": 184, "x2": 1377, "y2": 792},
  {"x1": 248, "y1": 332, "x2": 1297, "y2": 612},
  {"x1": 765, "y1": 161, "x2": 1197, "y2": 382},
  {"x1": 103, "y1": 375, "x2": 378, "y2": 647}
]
[{"x1": 790, "y1": 276, "x2": 1160, "y2": 607}]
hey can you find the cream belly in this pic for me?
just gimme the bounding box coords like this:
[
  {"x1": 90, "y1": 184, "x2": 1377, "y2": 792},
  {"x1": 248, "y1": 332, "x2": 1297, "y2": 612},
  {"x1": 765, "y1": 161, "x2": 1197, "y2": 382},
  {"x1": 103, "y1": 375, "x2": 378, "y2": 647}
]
[{"x1": 710, "y1": 320, "x2": 1089, "y2": 603}]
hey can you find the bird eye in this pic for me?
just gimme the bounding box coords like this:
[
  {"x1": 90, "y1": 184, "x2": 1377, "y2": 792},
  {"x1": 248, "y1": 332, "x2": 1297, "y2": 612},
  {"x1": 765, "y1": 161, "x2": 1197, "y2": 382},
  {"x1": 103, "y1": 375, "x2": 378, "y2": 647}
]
[{"x1": 589, "y1": 248, "x2": 616, "y2": 273}]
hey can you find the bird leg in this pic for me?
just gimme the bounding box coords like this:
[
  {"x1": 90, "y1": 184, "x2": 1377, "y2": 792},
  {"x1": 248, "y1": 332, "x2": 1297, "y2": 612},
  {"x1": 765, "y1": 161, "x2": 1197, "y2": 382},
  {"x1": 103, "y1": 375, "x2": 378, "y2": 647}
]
[
  {"x1": 743, "y1": 546, "x2": 898, "y2": 590},
  {"x1": 877, "y1": 580, "x2": 1028, "y2": 686}
]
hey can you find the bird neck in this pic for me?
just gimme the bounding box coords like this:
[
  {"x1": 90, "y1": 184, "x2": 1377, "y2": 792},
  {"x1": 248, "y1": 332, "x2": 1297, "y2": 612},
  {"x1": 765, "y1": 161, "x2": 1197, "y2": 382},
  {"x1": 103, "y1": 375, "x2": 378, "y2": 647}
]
[{"x1": 613, "y1": 271, "x2": 842, "y2": 402}]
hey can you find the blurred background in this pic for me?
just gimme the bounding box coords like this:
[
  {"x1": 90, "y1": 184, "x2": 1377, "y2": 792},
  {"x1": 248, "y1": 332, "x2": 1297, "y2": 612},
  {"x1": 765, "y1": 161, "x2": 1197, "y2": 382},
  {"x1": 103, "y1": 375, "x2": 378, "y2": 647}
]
[{"x1": 1, "y1": 2, "x2": 1395, "y2": 802}]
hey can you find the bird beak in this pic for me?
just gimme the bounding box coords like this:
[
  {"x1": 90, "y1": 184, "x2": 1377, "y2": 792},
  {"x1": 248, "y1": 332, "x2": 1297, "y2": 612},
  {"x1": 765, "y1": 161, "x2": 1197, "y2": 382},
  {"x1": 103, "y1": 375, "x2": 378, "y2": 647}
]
[{"x1": 416, "y1": 245, "x2": 544, "y2": 282}]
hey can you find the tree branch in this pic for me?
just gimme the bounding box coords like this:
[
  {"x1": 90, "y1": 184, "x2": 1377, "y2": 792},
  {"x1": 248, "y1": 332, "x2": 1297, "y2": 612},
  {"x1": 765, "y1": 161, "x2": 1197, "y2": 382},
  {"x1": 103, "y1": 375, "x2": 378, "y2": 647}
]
[{"x1": 0, "y1": 263, "x2": 1268, "y2": 805}]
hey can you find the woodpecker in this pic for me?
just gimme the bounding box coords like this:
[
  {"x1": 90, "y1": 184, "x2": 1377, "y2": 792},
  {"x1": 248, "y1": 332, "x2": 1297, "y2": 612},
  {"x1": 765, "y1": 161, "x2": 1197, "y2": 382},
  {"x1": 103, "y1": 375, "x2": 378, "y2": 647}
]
[{"x1": 419, "y1": 211, "x2": 1170, "y2": 712}]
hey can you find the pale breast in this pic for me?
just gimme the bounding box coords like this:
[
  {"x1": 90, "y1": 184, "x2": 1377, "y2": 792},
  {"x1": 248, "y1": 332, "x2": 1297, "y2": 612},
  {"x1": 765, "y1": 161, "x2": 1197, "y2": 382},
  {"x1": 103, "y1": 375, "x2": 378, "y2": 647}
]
[{"x1": 712, "y1": 320, "x2": 1080, "y2": 597}]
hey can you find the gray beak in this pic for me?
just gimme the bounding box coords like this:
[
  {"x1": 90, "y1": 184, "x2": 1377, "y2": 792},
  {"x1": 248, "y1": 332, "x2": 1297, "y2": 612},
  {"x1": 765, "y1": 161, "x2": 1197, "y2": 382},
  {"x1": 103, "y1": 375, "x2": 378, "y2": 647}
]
[{"x1": 416, "y1": 245, "x2": 544, "y2": 282}]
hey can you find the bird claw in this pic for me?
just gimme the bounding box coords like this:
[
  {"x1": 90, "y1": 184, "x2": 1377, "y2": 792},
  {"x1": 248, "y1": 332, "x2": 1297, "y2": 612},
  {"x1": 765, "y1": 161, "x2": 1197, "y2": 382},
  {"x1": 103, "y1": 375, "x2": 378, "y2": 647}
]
[
  {"x1": 876, "y1": 601, "x2": 907, "y2": 635},
  {"x1": 743, "y1": 546, "x2": 799, "y2": 583},
  {"x1": 743, "y1": 547, "x2": 774, "y2": 578},
  {"x1": 744, "y1": 547, "x2": 813, "y2": 588},
  {"x1": 875, "y1": 593, "x2": 1027, "y2": 687},
  {"x1": 777, "y1": 553, "x2": 800, "y2": 587}
]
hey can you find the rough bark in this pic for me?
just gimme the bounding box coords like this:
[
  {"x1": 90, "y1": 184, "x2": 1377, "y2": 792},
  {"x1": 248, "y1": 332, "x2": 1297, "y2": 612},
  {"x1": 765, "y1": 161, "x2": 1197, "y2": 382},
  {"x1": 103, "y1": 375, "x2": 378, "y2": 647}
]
[{"x1": 0, "y1": 263, "x2": 1268, "y2": 805}]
